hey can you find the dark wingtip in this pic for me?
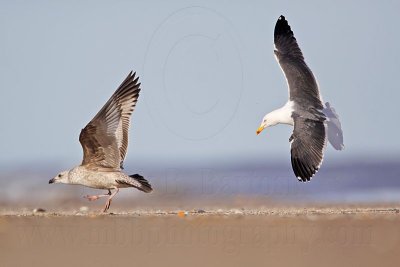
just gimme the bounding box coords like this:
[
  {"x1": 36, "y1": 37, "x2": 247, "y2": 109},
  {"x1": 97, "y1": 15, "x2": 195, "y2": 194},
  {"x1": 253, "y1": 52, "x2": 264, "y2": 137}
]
[
  {"x1": 291, "y1": 157, "x2": 315, "y2": 182},
  {"x1": 296, "y1": 174, "x2": 312, "y2": 182},
  {"x1": 273, "y1": 14, "x2": 304, "y2": 59},
  {"x1": 126, "y1": 70, "x2": 136, "y2": 81},
  {"x1": 274, "y1": 15, "x2": 291, "y2": 39},
  {"x1": 297, "y1": 175, "x2": 311, "y2": 183}
]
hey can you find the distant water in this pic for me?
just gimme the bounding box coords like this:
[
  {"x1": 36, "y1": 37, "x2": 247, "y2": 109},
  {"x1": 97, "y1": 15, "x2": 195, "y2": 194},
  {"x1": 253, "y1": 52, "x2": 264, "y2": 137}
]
[{"x1": 1, "y1": 160, "x2": 399, "y2": 205}]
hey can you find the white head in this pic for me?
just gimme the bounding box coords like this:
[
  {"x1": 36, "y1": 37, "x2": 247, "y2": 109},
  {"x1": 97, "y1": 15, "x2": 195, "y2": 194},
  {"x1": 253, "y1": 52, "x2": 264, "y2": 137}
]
[
  {"x1": 49, "y1": 170, "x2": 70, "y2": 184},
  {"x1": 256, "y1": 112, "x2": 280, "y2": 135}
]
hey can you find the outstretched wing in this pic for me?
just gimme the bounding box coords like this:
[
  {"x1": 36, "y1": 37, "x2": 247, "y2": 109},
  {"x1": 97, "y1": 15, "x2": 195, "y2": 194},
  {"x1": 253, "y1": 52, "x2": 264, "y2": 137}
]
[
  {"x1": 274, "y1": 15, "x2": 323, "y2": 110},
  {"x1": 290, "y1": 115, "x2": 326, "y2": 182},
  {"x1": 79, "y1": 71, "x2": 141, "y2": 170}
]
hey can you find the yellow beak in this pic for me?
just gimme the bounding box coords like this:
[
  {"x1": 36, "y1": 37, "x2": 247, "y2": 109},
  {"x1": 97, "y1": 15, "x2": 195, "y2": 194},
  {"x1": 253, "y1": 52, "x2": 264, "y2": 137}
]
[{"x1": 256, "y1": 125, "x2": 264, "y2": 135}]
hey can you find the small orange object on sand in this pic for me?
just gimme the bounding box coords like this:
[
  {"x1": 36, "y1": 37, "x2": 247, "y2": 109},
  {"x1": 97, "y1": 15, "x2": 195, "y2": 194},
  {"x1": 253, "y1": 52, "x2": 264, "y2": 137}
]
[{"x1": 177, "y1": 211, "x2": 186, "y2": 218}]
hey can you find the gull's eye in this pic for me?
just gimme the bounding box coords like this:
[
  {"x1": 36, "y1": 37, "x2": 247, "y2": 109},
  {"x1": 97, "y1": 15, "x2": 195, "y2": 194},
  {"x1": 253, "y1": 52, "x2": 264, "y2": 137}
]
[{"x1": 58, "y1": 174, "x2": 62, "y2": 178}]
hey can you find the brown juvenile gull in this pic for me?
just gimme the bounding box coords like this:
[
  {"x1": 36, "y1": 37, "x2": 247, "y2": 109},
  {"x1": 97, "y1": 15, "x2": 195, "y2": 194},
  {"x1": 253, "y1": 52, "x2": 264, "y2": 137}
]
[
  {"x1": 256, "y1": 15, "x2": 344, "y2": 182},
  {"x1": 49, "y1": 71, "x2": 152, "y2": 212}
]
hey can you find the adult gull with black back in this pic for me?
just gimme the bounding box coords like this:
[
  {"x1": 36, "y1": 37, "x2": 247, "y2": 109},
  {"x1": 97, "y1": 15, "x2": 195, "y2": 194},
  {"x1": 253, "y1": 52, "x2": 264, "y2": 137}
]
[{"x1": 257, "y1": 15, "x2": 344, "y2": 181}]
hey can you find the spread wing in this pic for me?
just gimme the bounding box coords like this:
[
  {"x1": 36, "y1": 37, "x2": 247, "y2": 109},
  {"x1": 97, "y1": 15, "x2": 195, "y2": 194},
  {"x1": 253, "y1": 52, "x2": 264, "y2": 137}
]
[
  {"x1": 274, "y1": 15, "x2": 323, "y2": 110},
  {"x1": 290, "y1": 115, "x2": 326, "y2": 182},
  {"x1": 79, "y1": 71, "x2": 141, "y2": 170},
  {"x1": 273, "y1": 16, "x2": 328, "y2": 181}
]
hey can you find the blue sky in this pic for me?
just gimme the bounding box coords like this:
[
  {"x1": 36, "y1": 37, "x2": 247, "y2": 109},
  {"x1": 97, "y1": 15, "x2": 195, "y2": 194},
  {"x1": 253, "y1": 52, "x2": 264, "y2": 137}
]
[{"x1": 1, "y1": 0, "x2": 399, "y2": 167}]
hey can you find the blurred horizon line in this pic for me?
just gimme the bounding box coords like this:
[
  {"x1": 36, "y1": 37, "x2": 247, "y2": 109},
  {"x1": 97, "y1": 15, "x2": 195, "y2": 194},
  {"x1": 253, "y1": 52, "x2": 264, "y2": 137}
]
[{"x1": 1, "y1": 151, "x2": 399, "y2": 172}]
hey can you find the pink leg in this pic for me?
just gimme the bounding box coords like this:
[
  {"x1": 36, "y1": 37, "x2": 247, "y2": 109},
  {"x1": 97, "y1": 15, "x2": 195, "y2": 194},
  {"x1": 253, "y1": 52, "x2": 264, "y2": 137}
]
[
  {"x1": 84, "y1": 190, "x2": 111, "y2": 201},
  {"x1": 103, "y1": 188, "x2": 119, "y2": 212}
]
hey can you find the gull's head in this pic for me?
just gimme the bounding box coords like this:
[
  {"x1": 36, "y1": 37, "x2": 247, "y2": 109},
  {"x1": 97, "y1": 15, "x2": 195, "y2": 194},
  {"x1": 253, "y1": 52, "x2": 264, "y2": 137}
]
[
  {"x1": 49, "y1": 171, "x2": 69, "y2": 184},
  {"x1": 256, "y1": 113, "x2": 279, "y2": 135}
]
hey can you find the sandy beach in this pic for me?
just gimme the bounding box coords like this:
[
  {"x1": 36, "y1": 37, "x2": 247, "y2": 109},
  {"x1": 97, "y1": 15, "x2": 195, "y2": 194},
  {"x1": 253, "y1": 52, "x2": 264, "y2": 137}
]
[
  {"x1": 1, "y1": 161, "x2": 400, "y2": 266},
  {"x1": 1, "y1": 206, "x2": 399, "y2": 267}
]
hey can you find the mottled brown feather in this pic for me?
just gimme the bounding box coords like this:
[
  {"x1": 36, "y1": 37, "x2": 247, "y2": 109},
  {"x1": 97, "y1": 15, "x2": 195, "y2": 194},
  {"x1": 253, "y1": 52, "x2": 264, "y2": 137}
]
[{"x1": 79, "y1": 72, "x2": 141, "y2": 170}]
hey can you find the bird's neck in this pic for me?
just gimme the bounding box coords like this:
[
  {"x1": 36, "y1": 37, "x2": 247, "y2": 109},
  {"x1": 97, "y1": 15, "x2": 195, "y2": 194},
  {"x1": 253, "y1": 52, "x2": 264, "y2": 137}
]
[
  {"x1": 269, "y1": 101, "x2": 294, "y2": 126},
  {"x1": 68, "y1": 166, "x2": 84, "y2": 185}
]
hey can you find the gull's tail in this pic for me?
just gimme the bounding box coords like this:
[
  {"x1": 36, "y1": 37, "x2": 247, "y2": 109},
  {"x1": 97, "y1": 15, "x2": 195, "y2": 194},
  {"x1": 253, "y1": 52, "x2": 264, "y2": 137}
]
[
  {"x1": 130, "y1": 174, "x2": 153, "y2": 193},
  {"x1": 116, "y1": 174, "x2": 153, "y2": 193},
  {"x1": 323, "y1": 102, "x2": 344, "y2": 150}
]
